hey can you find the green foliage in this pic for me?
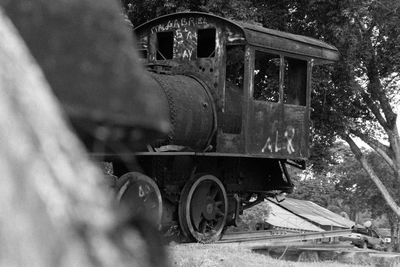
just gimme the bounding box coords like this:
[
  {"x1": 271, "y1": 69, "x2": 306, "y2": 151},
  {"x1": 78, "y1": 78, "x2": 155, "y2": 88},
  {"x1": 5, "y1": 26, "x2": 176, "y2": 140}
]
[
  {"x1": 312, "y1": 140, "x2": 400, "y2": 226},
  {"x1": 292, "y1": 139, "x2": 400, "y2": 222},
  {"x1": 290, "y1": 165, "x2": 342, "y2": 210},
  {"x1": 334, "y1": 149, "x2": 400, "y2": 219},
  {"x1": 121, "y1": 0, "x2": 257, "y2": 26},
  {"x1": 308, "y1": 0, "x2": 400, "y2": 129},
  {"x1": 230, "y1": 201, "x2": 271, "y2": 232}
]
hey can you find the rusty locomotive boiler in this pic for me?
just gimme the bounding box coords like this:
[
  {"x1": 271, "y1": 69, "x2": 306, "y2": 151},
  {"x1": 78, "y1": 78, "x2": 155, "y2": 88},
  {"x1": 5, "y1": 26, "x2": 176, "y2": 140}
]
[{"x1": 77, "y1": 12, "x2": 339, "y2": 242}]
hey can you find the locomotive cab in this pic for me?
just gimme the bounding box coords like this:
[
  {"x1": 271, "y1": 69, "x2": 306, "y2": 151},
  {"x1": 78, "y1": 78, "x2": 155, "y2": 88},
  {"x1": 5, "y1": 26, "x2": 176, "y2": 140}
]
[
  {"x1": 135, "y1": 12, "x2": 338, "y2": 159},
  {"x1": 109, "y1": 12, "x2": 340, "y2": 242}
]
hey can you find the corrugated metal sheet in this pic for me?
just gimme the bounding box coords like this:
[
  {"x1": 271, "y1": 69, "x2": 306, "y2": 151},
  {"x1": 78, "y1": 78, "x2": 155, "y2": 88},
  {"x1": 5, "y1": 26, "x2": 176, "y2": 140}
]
[
  {"x1": 269, "y1": 198, "x2": 354, "y2": 229},
  {"x1": 266, "y1": 201, "x2": 325, "y2": 232}
]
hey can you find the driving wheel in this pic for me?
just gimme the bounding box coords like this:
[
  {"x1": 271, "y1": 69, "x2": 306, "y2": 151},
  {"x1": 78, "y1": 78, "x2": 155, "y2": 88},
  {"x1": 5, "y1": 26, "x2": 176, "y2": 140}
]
[
  {"x1": 116, "y1": 172, "x2": 162, "y2": 228},
  {"x1": 178, "y1": 174, "x2": 228, "y2": 243}
]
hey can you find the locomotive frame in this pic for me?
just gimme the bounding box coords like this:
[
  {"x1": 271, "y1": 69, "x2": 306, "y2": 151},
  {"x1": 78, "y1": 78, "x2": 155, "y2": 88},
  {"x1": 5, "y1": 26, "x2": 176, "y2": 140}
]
[{"x1": 95, "y1": 12, "x2": 339, "y2": 242}]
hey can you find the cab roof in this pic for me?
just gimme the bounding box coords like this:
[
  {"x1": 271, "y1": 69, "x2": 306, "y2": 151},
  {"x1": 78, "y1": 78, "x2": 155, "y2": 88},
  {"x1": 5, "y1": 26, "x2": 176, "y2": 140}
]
[{"x1": 135, "y1": 12, "x2": 339, "y2": 64}]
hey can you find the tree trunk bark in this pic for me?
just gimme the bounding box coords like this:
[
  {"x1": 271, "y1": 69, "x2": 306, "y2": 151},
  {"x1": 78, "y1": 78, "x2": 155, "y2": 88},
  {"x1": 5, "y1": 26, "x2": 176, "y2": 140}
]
[
  {"x1": 0, "y1": 8, "x2": 154, "y2": 267},
  {"x1": 345, "y1": 135, "x2": 400, "y2": 218},
  {"x1": 393, "y1": 222, "x2": 400, "y2": 252},
  {"x1": 389, "y1": 123, "x2": 400, "y2": 181}
]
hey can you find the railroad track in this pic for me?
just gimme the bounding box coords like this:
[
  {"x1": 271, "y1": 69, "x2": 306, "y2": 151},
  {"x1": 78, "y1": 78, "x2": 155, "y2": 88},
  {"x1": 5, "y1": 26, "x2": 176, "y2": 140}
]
[{"x1": 218, "y1": 229, "x2": 352, "y2": 245}]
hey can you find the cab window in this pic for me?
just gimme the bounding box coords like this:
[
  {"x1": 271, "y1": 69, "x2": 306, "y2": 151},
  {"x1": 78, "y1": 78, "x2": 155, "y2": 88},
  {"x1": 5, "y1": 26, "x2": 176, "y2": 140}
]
[
  {"x1": 284, "y1": 57, "x2": 307, "y2": 106},
  {"x1": 197, "y1": 28, "x2": 216, "y2": 58},
  {"x1": 156, "y1": 31, "x2": 173, "y2": 60},
  {"x1": 253, "y1": 50, "x2": 280, "y2": 102}
]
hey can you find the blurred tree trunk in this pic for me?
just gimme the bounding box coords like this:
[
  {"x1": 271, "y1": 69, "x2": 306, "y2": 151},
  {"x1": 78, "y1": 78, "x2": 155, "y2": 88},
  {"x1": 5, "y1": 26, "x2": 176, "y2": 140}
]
[
  {"x1": 0, "y1": 0, "x2": 169, "y2": 147},
  {"x1": 397, "y1": 221, "x2": 400, "y2": 252},
  {"x1": 0, "y1": 6, "x2": 163, "y2": 267},
  {"x1": 388, "y1": 215, "x2": 399, "y2": 252}
]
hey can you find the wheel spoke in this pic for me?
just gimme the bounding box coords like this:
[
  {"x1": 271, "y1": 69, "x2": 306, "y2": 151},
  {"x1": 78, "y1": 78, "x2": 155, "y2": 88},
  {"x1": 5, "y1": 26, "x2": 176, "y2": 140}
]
[
  {"x1": 190, "y1": 201, "x2": 204, "y2": 230},
  {"x1": 209, "y1": 185, "x2": 219, "y2": 199},
  {"x1": 199, "y1": 219, "x2": 208, "y2": 234},
  {"x1": 214, "y1": 207, "x2": 225, "y2": 218},
  {"x1": 192, "y1": 211, "x2": 203, "y2": 230},
  {"x1": 193, "y1": 182, "x2": 212, "y2": 206},
  {"x1": 190, "y1": 184, "x2": 209, "y2": 230},
  {"x1": 215, "y1": 201, "x2": 224, "y2": 207}
]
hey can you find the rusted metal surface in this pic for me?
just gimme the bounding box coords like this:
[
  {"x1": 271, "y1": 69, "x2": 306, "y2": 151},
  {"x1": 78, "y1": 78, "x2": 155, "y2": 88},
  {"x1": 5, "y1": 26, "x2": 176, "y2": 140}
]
[
  {"x1": 135, "y1": 12, "x2": 246, "y2": 154},
  {"x1": 248, "y1": 102, "x2": 309, "y2": 159},
  {"x1": 134, "y1": 11, "x2": 339, "y2": 161},
  {"x1": 136, "y1": 12, "x2": 339, "y2": 63},
  {"x1": 150, "y1": 73, "x2": 215, "y2": 150}
]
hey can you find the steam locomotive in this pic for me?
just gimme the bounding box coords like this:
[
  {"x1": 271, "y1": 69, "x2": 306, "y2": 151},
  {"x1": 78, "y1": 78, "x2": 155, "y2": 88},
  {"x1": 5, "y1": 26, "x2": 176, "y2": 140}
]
[{"x1": 81, "y1": 12, "x2": 339, "y2": 242}]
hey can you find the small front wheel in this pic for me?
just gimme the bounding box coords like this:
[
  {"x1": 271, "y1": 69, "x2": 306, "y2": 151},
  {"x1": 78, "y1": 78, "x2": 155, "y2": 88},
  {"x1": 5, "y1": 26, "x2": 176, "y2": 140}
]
[{"x1": 116, "y1": 172, "x2": 162, "y2": 228}]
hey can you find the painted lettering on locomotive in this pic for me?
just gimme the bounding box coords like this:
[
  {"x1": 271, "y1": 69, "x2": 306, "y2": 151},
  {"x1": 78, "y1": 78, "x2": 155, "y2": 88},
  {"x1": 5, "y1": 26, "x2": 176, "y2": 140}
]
[{"x1": 98, "y1": 12, "x2": 339, "y2": 242}]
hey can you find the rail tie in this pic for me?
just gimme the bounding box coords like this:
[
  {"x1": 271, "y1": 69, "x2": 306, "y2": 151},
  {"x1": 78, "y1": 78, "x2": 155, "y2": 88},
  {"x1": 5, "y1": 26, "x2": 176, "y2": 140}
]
[{"x1": 218, "y1": 229, "x2": 352, "y2": 246}]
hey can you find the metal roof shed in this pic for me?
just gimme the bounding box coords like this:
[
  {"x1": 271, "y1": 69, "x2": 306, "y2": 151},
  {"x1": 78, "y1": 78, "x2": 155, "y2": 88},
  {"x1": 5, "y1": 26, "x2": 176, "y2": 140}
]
[
  {"x1": 265, "y1": 201, "x2": 325, "y2": 232},
  {"x1": 269, "y1": 198, "x2": 354, "y2": 230}
]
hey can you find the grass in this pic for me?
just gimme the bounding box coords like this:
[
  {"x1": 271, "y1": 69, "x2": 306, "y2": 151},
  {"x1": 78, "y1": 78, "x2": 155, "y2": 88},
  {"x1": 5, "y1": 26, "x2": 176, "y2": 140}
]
[{"x1": 168, "y1": 243, "x2": 368, "y2": 267}]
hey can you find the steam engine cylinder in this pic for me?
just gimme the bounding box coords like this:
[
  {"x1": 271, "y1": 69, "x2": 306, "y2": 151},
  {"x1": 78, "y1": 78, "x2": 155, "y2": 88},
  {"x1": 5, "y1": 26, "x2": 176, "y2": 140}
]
[{"x1": 150, "y1": 73, "x2": 215, "y2": 150}]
